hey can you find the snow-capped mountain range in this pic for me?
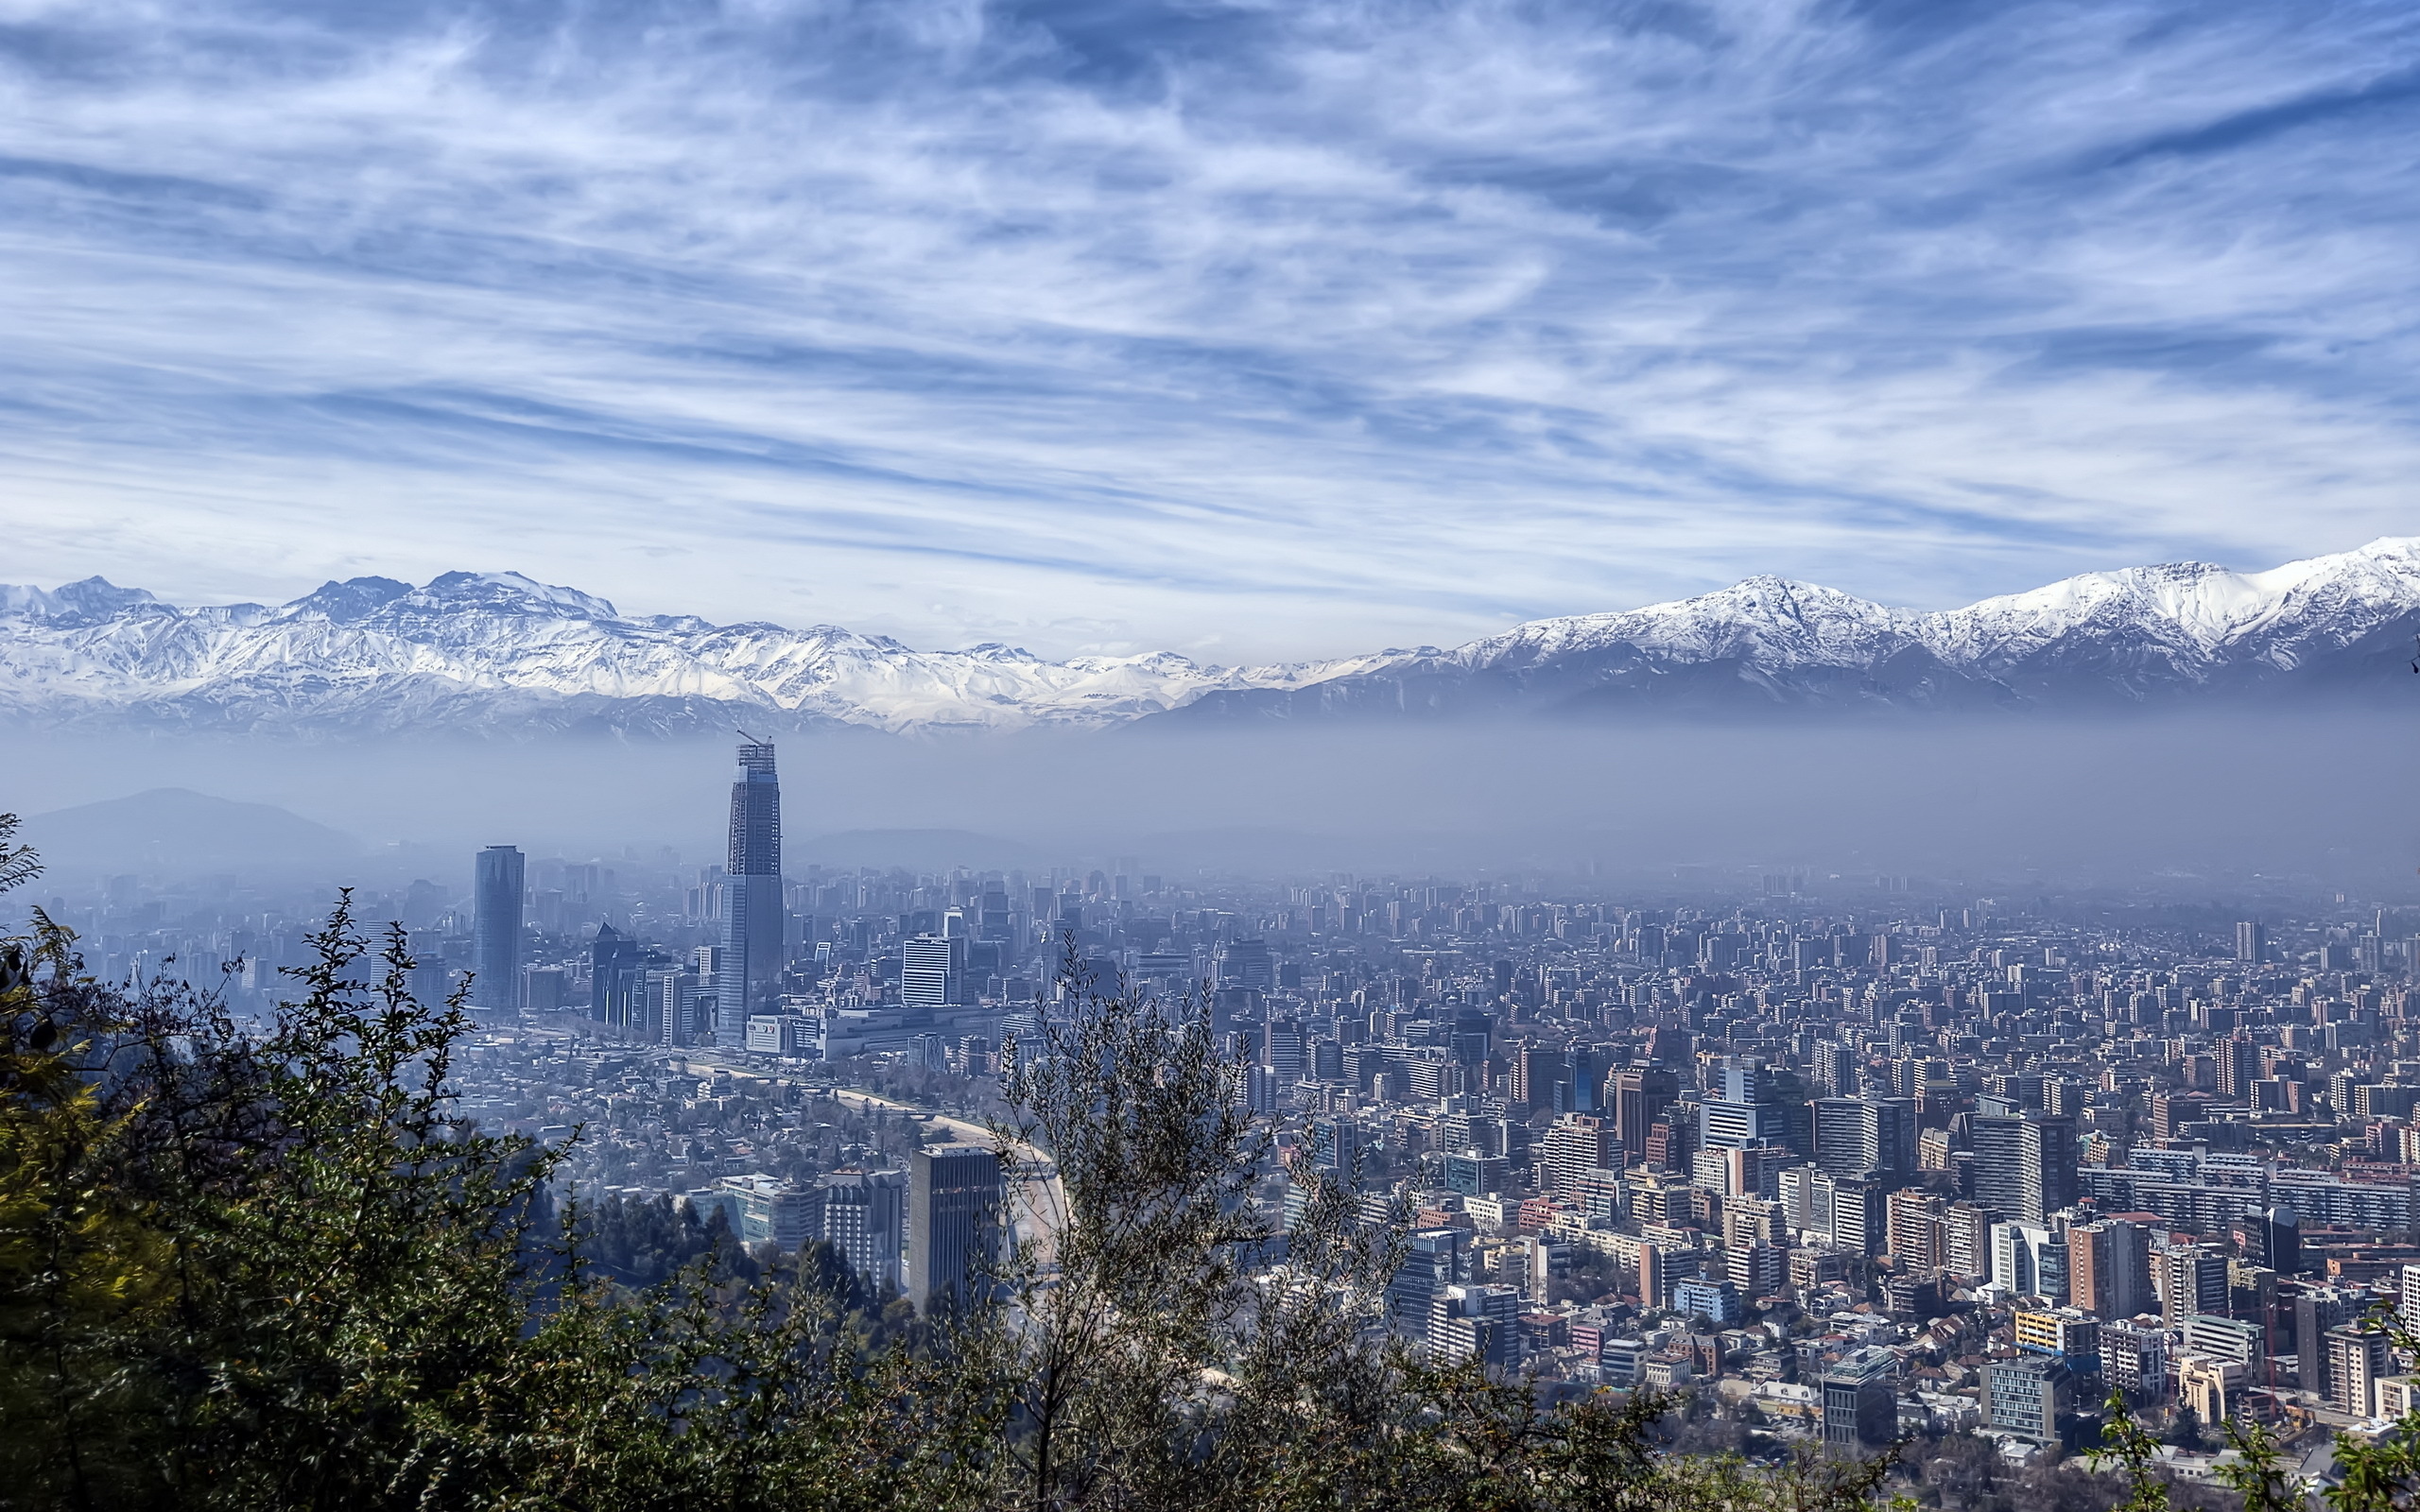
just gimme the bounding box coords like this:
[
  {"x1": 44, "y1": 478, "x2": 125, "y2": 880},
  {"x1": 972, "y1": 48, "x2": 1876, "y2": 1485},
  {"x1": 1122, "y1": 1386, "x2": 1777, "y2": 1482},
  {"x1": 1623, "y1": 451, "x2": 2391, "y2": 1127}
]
[{"x1": 6, "y1": 539, "x2": 2419, "y2": 737}]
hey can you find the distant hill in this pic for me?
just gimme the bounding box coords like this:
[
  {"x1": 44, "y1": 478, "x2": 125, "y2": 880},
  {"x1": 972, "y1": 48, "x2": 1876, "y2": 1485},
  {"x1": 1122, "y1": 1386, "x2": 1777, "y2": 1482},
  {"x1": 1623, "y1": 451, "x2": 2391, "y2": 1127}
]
[{"x1": 22, "y1": 787, "x2": 361, "y2": 873}]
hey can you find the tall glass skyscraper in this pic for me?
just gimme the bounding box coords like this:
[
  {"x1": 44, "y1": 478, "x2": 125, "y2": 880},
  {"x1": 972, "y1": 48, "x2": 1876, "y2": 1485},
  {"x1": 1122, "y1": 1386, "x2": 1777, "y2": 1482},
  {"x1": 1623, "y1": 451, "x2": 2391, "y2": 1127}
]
[
  {"x1": 717, "y1": 738, "x2": 784, "y2": 1046},
  {"x1": 471, "y1": 844, "x2": 525, "y2": 1011}
]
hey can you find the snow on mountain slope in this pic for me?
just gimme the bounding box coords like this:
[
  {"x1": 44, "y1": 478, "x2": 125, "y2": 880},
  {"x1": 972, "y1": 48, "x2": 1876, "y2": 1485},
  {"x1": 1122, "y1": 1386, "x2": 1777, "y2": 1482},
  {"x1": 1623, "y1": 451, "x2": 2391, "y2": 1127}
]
[
  {"x1": 5, "y1": 541, "x2": 2417, "y2": 736},
  {"x1": 0, "y1": 570, "x2": 1340, "y2": 735},
  {"x1": 1167, "y1": 537, "x2": 2420, "y2": 722},
  {"x1": 1435, "y1": 538, "x2": 2420, "y2": 678}
]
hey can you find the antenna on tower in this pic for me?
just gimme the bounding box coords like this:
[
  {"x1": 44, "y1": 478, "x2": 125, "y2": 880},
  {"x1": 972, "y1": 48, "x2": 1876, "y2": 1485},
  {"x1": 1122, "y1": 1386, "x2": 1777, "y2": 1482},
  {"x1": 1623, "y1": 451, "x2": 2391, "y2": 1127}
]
[{"x1": 737, "y1": 727, "x2": 763, "y2": 742}]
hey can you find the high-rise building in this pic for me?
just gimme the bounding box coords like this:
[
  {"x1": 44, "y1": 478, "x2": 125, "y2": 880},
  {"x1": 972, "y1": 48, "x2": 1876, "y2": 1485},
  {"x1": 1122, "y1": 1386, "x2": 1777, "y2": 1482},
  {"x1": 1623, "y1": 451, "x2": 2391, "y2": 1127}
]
[
  {"x1": 1559, "y1": 1044, "x2": 1603, "y2": 1115},
  {"x1": 1702, "y1": 1056, "x2": 1790, "y2": 1150},
  {"x1": 719, "y1": 1174, "x2": 815, "y2": 1247},
  {"x1": 2217, "y1": 1036, "x2": 2260, "y2": 1103},
  {"x1": 2236, "y1": 920, "x2": 2268, "y2": 965},
  {"x1": 1941, "y1": 1202, "x2": 1992, "y2": 1280},
  {"x1": 644, "y1": 965, "x2": 707, "y2": 1046},
  {"x1": 1824, "y1": 1173, "x2": 1885, "y2": 1255},
  {"x1": 1991, "y1": 1220, "x2": 2066, "y2": 1301},
  {"x1": 717, "y1": 739, "x2": 785, "y2": 1048},
  {"x1": 2252, "y1": 1207, "x2": 2302, "y2": 1275},
  {"x1": 817, "y1": 1168, "x2": 906, "y2": 1292},
  {"x1": 1821, "y1": 1348, "x2": 1897, "y2": 1451},
  {"x1": 1813, "y1": 1097, "x2": 1917, "y2": 1182},
  {"x1": 1886, "y1": 1188, "x2": 1944, "y2": 1270},
  {"x1": 1390, "y1": 1228, "x2": 1472, "y2": 1327},
  {"x1": 977, "y1": 885, "x2": 1013, "y2": 944},
  {"x1": 2100, "y1": 1321, "x2": 2168, "y2": 1398},
  {"x1": 1264, "y1": 1020, "x2": 1308, "y2": 1082},
  {"x1": 1729, "y1": 1240, "x2": 1787, "y2": 1300},
  {"x1": 590, "y1": 921, "x2": 644, "y2": 1026},
  {"x1": 1610, "y1": 1066, "x2": 1678, "y2": 1163},
  {"x1": 2160, "y1": 1246, "x2": 2229, "y2": 1325},
  {"x1": 2327, "y1": 1324, "x2": 2392, "y2": 1417},
  {"x1": 1971, "y1": 1113, "x2": 2077, "y2": 1223},
  {"x1": 1428, "y1": 1283, "x2": 1522, "y2": 1366},
  {"x1": 906, "y1": 1143, "x2": 1001, "y2": 1314},
  {"x1": 1512, "y1": 1046, "x2": 1562, "y2": 1111},
  {"x1": 902, "y1": 934, "x2": 965, "y2": 1010},
  {"x1": 2067, "y1": 1220, "x2": 2151, "y2": 1320},
  {"x1": 2298, "y1": 1286, "x2": 2362, "y2": 1399},
  {"x1": 1542, "y1": 1114, "x2": 1619, "y2": 1195},
  {"x1": 1216, "y1": 938, "x2": 1274, "y2": 990},
  {"x1": 471, "y1": 845, "x2": 525, "y2": 1011},
  {"x1": 1310, "y1": 1117, "x2": 1363, "y2": 1173},
  {"x1": 1983, "y1": 1356, "x2": 2072, "y2": 1445}
]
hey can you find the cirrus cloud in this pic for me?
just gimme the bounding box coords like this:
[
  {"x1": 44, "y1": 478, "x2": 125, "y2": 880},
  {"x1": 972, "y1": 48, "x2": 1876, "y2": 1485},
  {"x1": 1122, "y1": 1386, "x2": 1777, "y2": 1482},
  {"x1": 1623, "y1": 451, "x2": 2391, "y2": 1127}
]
[{"x1": 0, "y1": 0, "x2": 2415, "y2": 657}]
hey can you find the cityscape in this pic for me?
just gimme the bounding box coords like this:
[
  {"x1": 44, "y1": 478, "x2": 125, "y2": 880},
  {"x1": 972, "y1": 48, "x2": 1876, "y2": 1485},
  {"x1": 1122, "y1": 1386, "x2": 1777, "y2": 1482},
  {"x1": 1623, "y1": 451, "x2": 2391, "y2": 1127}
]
[
  {"x1": 8, "y1": 0, "x2": 2419, "y2": 1503},
  {"x1": 28, "y1": 730, "x2": 2420, "y2": 1480}
]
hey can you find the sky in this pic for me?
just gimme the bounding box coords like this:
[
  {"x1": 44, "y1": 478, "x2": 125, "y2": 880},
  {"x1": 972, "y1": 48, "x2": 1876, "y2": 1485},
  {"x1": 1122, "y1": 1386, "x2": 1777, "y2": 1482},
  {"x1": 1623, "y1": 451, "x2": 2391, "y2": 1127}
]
[{"x1": 2, "y1": 0, "x2": 2417, "y2": 662}]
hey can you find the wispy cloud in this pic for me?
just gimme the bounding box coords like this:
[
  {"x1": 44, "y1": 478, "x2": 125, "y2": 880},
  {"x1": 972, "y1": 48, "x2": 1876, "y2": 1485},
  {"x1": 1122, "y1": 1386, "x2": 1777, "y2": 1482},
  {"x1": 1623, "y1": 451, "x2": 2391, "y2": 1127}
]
[{"x1": 2, "y1": 0, "x2": 2416, "y2": 657}]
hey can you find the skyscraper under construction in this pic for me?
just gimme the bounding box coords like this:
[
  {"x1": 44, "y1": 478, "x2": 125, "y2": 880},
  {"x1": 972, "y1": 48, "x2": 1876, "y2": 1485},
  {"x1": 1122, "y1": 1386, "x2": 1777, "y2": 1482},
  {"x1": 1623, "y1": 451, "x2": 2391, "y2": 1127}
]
[{"x1": 717, "y1": 737, "x2": 784, "y2": 1046}]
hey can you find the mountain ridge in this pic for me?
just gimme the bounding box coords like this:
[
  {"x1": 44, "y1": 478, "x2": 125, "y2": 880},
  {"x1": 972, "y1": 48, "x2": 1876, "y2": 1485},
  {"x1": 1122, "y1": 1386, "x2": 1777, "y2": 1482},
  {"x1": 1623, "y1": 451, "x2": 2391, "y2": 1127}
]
[{"x1": 6, "y1": 542, "x2": 2418, "y2": 736}]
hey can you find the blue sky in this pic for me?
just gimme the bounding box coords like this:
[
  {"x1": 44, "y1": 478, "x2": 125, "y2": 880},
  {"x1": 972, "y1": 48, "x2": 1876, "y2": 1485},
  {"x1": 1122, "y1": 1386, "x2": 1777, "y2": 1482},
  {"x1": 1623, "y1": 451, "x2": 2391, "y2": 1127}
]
[{"x1": 2, "y1": 0, "x2": 2416, "y2": 661}]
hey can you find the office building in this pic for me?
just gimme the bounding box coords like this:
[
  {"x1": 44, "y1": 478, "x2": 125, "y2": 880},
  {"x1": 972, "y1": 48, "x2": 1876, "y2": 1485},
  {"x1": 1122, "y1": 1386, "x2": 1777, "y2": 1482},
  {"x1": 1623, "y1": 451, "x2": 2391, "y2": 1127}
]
[
  {"x1": 1991, "y1": 1220, "x2": 2065, "y2": 1301},
  {"x1": 1984, "y1": 1356, "x2": 2073, "y2": 1445},
  {"x1": 1611, "y1": 1066, "x2": 1679, "y2": 1164},
  {"x1": 717, "y1": 1173, "x2": 815, "y2": 1247},
  {"x1": 1265, "y1": 1019, "x2": 1308, "y2": 1082},
  {"x1": 1702, "y1": 1056, "x2": 1796, "y2": 1150},
  {"x1": 2250, "y1": 1207, "x2": 2301, "y2": 1276},
  {"x1": 1821, "y1": 1348, "x2": 1896, "y2": 1452},
  {"x1": 470, "y1": 845, "x2": 525, "y2": 1011},
  {"x1": 717, "y1": 738, "x2": 786, "y2": 1047},
  {"x1": 1824, "y1": 1173, "x2": 1885, "y2": 1255},
  {"x1": 1429, "y1": 1283, "x2": 1521, "y2": 1367},
  {"x1": 902, "y1": 934, "x2": 965, "y2": 1010},
  {"x1": 1216, "y1": 937, "x2": 1274, "y2": 990},
  {"x1": 1311, "y1": 1116, "x2": 1363, "y2": 1174},
  {"x1": 817, "y1": 1168, "x2": 906, "y2": 1292},
  {"x1": 906, "y1": 1143, "x2": 1001, "y2": 1314},
  {"x1": 1391, "y1": 1228, "x2": 1472, "y2": 1326},
  {"x1": 1971, "y1": 1113, "x2": 2077, "y2": 1223},
  {"x1": 590, "y1": 921, "x2": 645, "y2": 1027},
  {"x1": 1814, "y1": 1096, "x2": 1917, "y2": 1183}
]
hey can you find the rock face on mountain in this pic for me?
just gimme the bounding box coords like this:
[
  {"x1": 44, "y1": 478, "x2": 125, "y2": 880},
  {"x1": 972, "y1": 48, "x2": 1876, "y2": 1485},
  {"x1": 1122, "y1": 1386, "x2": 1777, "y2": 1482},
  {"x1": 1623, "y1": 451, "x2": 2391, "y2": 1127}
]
[{"x1": 5, "y1": 542, "x2": 2417, "y2": 737}]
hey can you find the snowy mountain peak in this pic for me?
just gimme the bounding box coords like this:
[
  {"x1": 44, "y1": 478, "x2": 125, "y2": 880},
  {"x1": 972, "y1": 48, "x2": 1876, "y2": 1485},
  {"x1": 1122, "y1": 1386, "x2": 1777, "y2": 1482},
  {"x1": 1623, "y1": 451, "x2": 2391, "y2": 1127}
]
[
  {"x1": 5, "y1": 542, "x2": 2418, "y2": 736},
  {"x1": 285, "y1": 576, "x2": 415, "y2": 624},
  {"x1": 0, "y1": 576, "x2": 164, "y2": 626},
  {"x1": 410, "y1": 571, "x2": 619, "y2": 620}
]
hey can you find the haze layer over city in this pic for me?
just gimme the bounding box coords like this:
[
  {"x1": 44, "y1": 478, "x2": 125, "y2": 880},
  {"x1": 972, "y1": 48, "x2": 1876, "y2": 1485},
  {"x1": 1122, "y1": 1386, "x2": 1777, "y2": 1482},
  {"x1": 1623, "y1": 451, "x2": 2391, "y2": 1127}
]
[{"x1": 9, "y1": 0, "x2": 2420, "y2": 1507}]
